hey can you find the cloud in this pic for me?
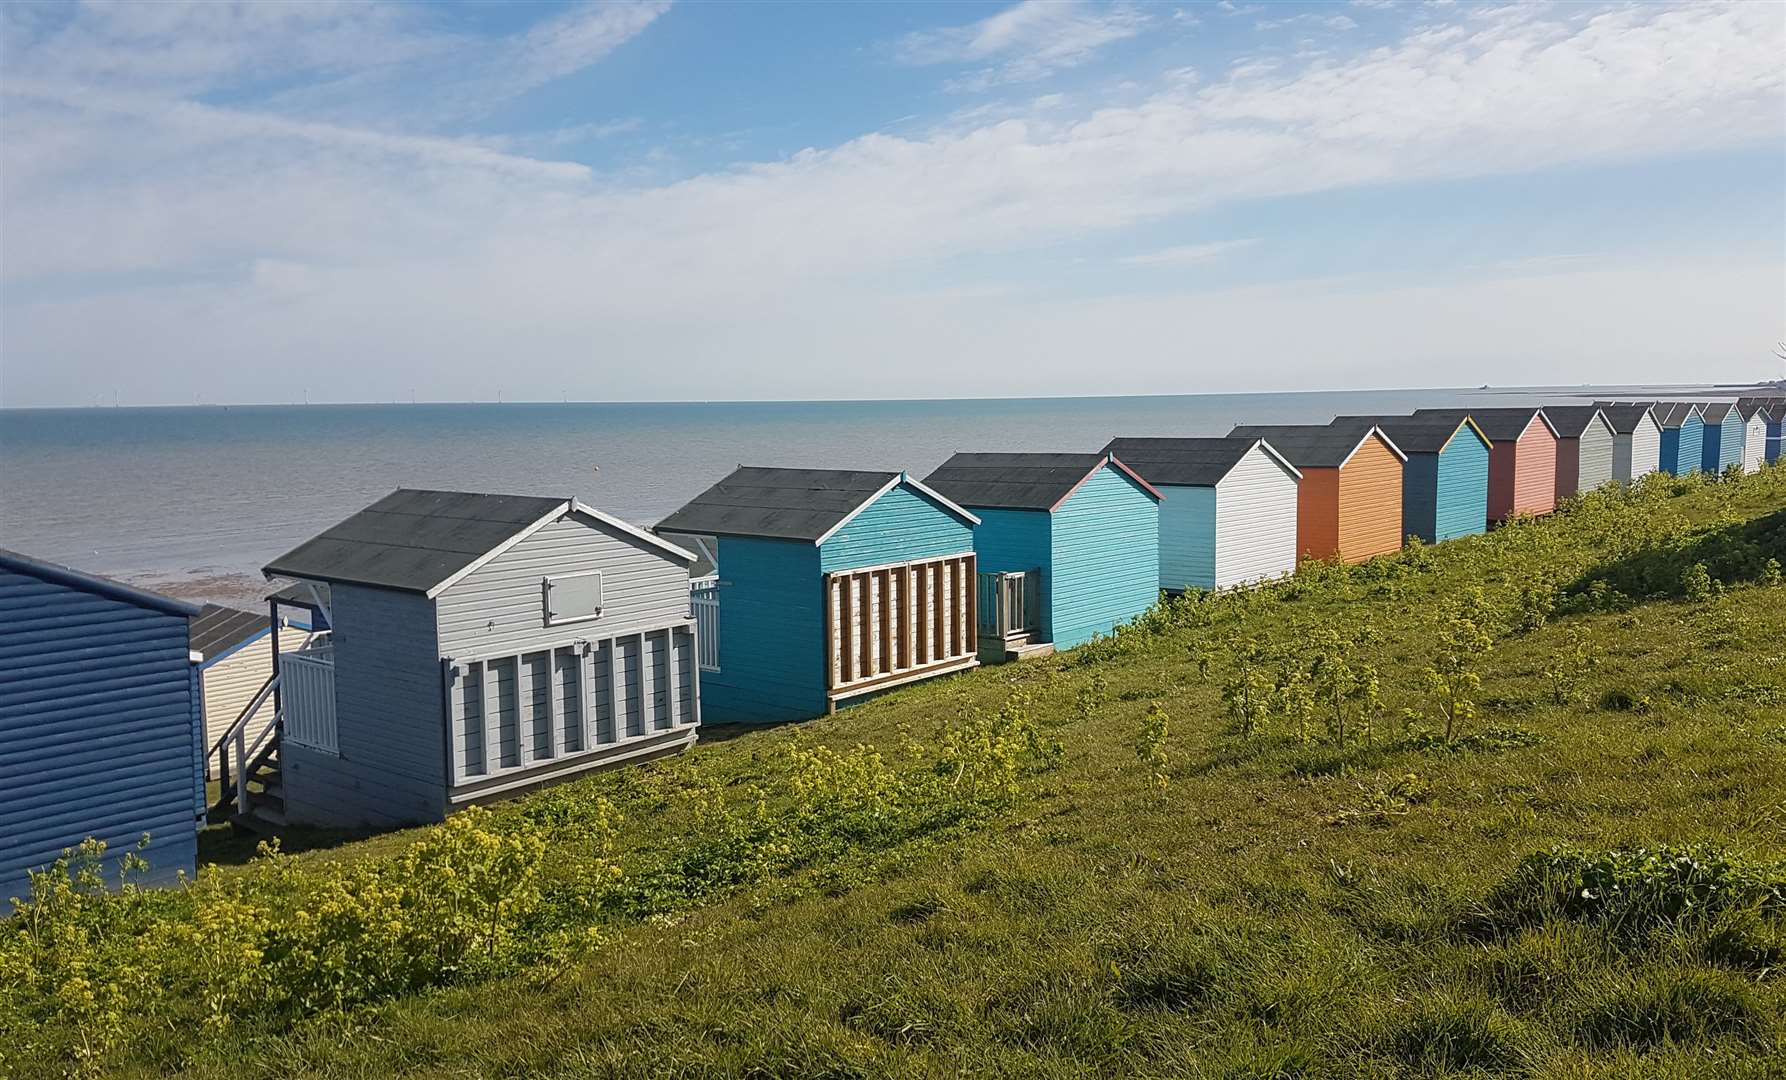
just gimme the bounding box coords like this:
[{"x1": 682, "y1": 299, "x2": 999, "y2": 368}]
[
  {"x1": 895, "y1": 1, "x2": 1150, "y2": 89},
  {"x1": 1120, "y1": 239, "x2": 1261, "y2": 266},
  {"x1": 2, "y1": 2, "x2": 1782, "y2": 404}
]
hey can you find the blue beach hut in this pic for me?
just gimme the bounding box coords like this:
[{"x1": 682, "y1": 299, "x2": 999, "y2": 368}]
[
  {"x1": 1334, "y1": 414, "x2": 1491, "y2": 544},
  {"x1": 1652, "y1": 403, "x2": 1705, "y2": 476},
  {"x1": 0, "y1": 549, "x2": 202, "y2": 910},
  {"x1": 658, "y1": 468, "x2": 981, "y2": 723},
  {"x1": 923, "y1": 453, "x2": 1161, "y2": 660},
  {"x1": 1765, "y1": 401, "x2": 1785, "y2": 465},
  {"x1": 1698, "y1": 402, "x2": 1745, "y2": 475}
]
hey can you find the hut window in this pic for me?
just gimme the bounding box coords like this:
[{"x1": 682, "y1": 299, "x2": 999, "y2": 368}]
[{"x1": 543, "y1": 572, "x2": 603, "y2": 625}]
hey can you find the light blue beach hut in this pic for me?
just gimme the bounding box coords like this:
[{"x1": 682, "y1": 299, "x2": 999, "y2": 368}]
[
  {"x1": 923, "y1": 453, "x2": 1161, "y2": 659},
  {"x1": 1652, "y1": 403, "x2": 1705, "y2": 476},
  {"x1": 1099, "y1": 436, "x2": 1301, "y2": 592},
  {"x1": 1698, "y1": 402, "x2": 1745, "y2": 475},
  {"x1": 658, "y1": 468, "x2": 981, "y2": 723},
  {"x1": 0, "y1": 549, "x2": 202, "y2": 910},
  {"x1": 1333, "y1": 414, "x2": 1491, "y2": 544}
]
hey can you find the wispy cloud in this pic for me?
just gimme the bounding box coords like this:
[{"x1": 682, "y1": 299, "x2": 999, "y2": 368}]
[
  {"x1": 895, "y1": 1, "x2": 1150, "y2": 90},
  {"x1": 1120, "y1": 239, "x2": 1261, "y2": 266}
]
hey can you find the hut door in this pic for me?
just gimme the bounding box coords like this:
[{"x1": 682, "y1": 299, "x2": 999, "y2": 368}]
[{"x1": 825, "y1": 553, "x2": 977, "y2": 704}]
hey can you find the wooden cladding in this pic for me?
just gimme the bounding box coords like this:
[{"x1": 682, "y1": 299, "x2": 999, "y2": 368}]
[{"x1": 825, "y1": 553, "x2": 977, "y2": 701}]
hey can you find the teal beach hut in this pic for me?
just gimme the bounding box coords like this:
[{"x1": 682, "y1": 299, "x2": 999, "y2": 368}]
[
  {"x1": 1652, "y1": 403, "x2": 1705, "y2": 476},
  {"x1": 658, "y1": 468, "x2": 981, "y2": 723},
  {"x1": 923, "y1": 453, "x2": 1161, "y2": 660},
  {"x1": 1334, "y1": 414, "x2": 1490, "y2": 544},
  {"x1": 1698, "y1": 402, "x2": 1745, "y2": 474}
]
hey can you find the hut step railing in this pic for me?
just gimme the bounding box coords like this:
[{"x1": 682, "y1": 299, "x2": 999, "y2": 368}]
[
  {"x1": 689, "y1": 577, "x2": 720, "y2": 673},
  {"x1": 977, "y1": 569, "x2": 1040, "y2": 642},
  {"x1": 211, "y1": 671, "x2": 281, "y2": 817}
]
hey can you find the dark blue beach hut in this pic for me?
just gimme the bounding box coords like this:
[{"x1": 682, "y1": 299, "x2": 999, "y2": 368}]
[
  {"x1": 1334, "y1": 414, "x2": 1491, "y2": 544},
  {"x1": 923, "y1": 453, "x2": 1161, "y2": 659},
  {"x1": 1698, "y1": 402, "x2": 1745, "y2": 475},
  {"x1": 1765, "y1": 401, "x2": 1785, "y2": 465},
  {"x1": 658, "y1": 468, "x2": 981, "y2": 723},
  {"x1": 1652, "y1": 403, "x2": 1705, "y2": 476},
  {"x1": 0, "y1": 549, "x2": 202, "y2": 909}
]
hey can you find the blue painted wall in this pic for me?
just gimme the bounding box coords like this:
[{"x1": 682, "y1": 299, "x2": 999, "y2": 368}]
[
  {"x1": 1157, "y1": 484, "x2": 1217, "y2": 592},
  {"x1": 969, "y1": 508, "x2": 1053, "y2": 638},
  {"x1": 1768, "y1": 418, "x2": 1782, "y2": 464},
  {"x1": 1048, "y1": 465, "x2": 1161, "y2": 649},
  {"x1": 703, "y1": 537, "x2": 823, "y2": 724},
  {"x1": 818, "y1": 483, "x2": 974, "y2": 573},
  {"x1": 1700, "y1": 418, "x2": 1744, "y2": 474},
  {"x1": 708, "y1": 480, "x2": 974, "y2": 724},
  {"x1": 1433, "y1": 428, "x2": 1492, "y2": 542},
  {"x1": 0, "y1": 568, "x2": 199, "y2": 909},
  {"x1": 1661, "y1": 416, "x2": 1704, "y2": 476}
]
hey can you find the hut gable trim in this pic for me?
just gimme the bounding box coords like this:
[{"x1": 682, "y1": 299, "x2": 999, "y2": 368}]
[
  {"x1": 1049, "y1": 457, "x2": 1161, "y2": 511},
  {"x1": 0, "y1": 548, "x2": 201, "y2": 619},
  {"x1": 812, "y1": 474, "x2": 980, "y2": 546},
  {"x1": 1226, "y1": 422, "x2": 1406, "y2": 469},
  {"x1": 1334, "y1": 415, "x2": 1492, "y2": 455},
  {"x1": 428, "y1": 501, "x2": 694, "y2": 600},
  {"x1": 1649, "y1": 402, "x2": 1705, "y2": 429},
  {"x1": 923, "y1": 453, "x2": 1161, "y2": 512},
  {"x1": 1540, "y1": 406, "x2": 1615, "y2": 439},
  {"x1": 1594, "y1": 403, "x2": 1662, "y2": 435},
  {"x1": 1698, "y1": 401, "x2": 1738, "y2": 424},
  {"x1": 1100, "y1": 437, "x2": 1301, "y2": 486}
]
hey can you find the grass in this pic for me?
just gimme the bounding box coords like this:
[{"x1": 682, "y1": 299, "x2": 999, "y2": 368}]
[{"x1": 5, "y1": 469, "x2": 1786, "y2": 1078}]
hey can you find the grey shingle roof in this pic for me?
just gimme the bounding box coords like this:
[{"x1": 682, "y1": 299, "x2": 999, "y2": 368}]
[
  {"x1": 1595, "y1": 403, "x2": 1658, "y2": 434},
  {"x1": 1697, "y1": 401, "x2": 1737, "y2": 424},
  {"x1": 263, "y1": 489, "x2": 567, "y2": 594},
  {"x1": 1735, "y1": 397, "x2": 1780, "y2": 421},
  {"x1": 1410, "y1": 407, "x2": 1551, "y2": 443},
  {"x1": 1101, "y1": 437, "x2": 1278, "y2": 486},
  {"x1": 657, "y1": 467, "x2": 905, "y2": 542},
  {"x1": 1538, "y1": 406, "x2": 1611, "y2": 438},
  {"x1": 190, "y1": 604, "x2": 268, "y2": 661},
  {"x1": 1330, "y1": 414, "x2": 1489, "y2": 454},
  {"x1": 1226, "y1": 419, "x2": 1400, "y2": 468},
  {"x1": 924, "y1": 452, "x2": 1157, "y2": 510},
  {"x1": 1649, "y1": 402, "x2": 1704, "y2": 429}
]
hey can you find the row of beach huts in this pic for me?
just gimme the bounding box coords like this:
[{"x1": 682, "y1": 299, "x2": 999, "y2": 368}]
[{"x1": 2, "y1": 395, "x2": 1781, "y2": 905}]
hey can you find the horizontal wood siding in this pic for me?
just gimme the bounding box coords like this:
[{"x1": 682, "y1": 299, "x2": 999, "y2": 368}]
[
  {"x1": 1701, "y1": 420, "x2": 1743, "y2": 474},
  {"x1": 703, "y1": 537, "x2": 824, "y2": 723},
  {"x1": 1661, "y1": 417, "x2": 1704, "y2": 476},
  {"x1": 1765, "y1": 418, "x2": 1781, "y2": 465},
  {"x1": 1212, "y1": 445, "x2": 1299, "y2": 588},
  {"x1": 1626, "y1": 420, "x2": 1662, "y2": 481},
  {"x1": 199, "y1": 627, "x2": 311, "y2": 777},
  {"x1": 969, "y1": 509, "x2": 1052, "y2": 637},
  {"x1": 0, "y1": 569, "x2": 199, "y2": 906},
  {"x1": 1742, "y1": 417, "x2": 1767, "y2": 472},
  {"x1": 1575, "y1": 423, "x2": 1616, "y2": 493},
  {"x1": 1157, "y1": 484, "x2": 1216, "y2": 592},
  {"x1": 1336, "y1": 435, "x2": 1403, "y2": 563},
  {"x1": 1296, "y1": 468, "x2": 1342, "y2": 562},
  {"x1": 436, "y1": 512, "x2": 690, "y2": 658},
  {"x1": 1487, "y1": 443, "x2": 1517, "y2": 522},
  {"x1": 305, "y1": 584, "x2": 447, "y2": 823},
  {"x1": 1512, "y1": 425, "x2": 1558, "y2": 517},
  {"x1": 817, "y1": 482, "x2": 974, "y2": 574},
  {"x1": 1400, "y1": 453, "x2": 1440, "y2": 544},
  {"x1": 283, "y1": 741, "x2": 446, "y2": 828},
  {"x1": 1049, "y1": 465, "x2": 1160, "y2": 648},
  {"x1": 1434, "y1": 431, "x2": 1490, "y2": 542},
  {"x1": 1553, "y1": 437, "x2": 1582, "y2": 500}
]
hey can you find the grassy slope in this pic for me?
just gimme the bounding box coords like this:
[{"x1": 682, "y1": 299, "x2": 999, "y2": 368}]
[{"x1": 97, "y1": 475, "x2": 1786, "y2": 1076}]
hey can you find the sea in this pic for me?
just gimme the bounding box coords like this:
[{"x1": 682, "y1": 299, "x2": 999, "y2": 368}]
[{"x1": 0, "y1": 384, "x2": 1749, "y2": 606}]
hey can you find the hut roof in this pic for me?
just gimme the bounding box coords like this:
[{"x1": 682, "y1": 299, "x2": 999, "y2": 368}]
[
  {"x1": 0, "y1": 548, "x2": 201, "y2": 619},
  {"x1": 1411, "y1": 407, "x2": 1557, "y2": 443},
  {"x1": 1697, "y1": 401, "x2": 1738, "y2": 424},
  {"x1": 1594, "y1": 403, "x2": 1658, "y2": 434},
  {"x1": 1736, "y1": 397, "x2": 1780, "y2": 421},
  {"x1": 266, "y1": 489, "x2": 692, "y2": 596},
  {"x1": 923, "y1": 453, "x2": 1161, "y2": 511},
  {"x1": 1649, "y1": 402, "x2": 1704, "y2": 429},
  {"x1": 657, "y1": 467, "x2": 979, "y2": 544},
  {"x1": 1329, "y1": 414, "x2": 1490, "y2": 454},
  {"x1": 1537, "y1": 406, "x2": 1613, "y2": 438},
  {"x1": 1226, "y1": 420, "x2": 1406, "y2": 468},
  {"x1": 1100, "y1": 437, "x2": 1301, "y2": 486},
  {"x1": 189, "y1": 604, "x2": 268, "y2": 662}
]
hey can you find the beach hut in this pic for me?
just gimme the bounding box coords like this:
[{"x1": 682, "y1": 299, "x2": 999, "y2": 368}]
[
  {"x1": 257, "y1": 489, "x2": 701, "y2": 829},
  {"x1": 1698, "y1": 402, "x2": 1746, "y2": 475},
  {"x1": 1100, "y1": 437, "x2": 1302, "y2": 592},
  {"x1": 0, "y1": 549, "x2": 202, "y2": 910},
  {"x1": 657, "y1": 467, "x2": 980, "y2": 724},
  {"x1": 190, "y1": 604, "x2": 316, "y2": 778},
  {"x1": 1651, "y1": 403, "x2": 1705, "y2": 476},
  {"x1": 921, "y1": 453, "x2": 1160, "y2": 658},
  {"x1": 1765, "y1": 401, "x2": 1785, "y2": 465},
  {"x1": 1594, "y1": 403, "x2": 1663, "y2": 484},
  {"x1": 1734, "y1": 400, "x2": 1771, "y2": 473},
  {"x1": 1413, "y1": 408, "x2": 1559, "y2": 524},
  {"x1": 1542, "y1": 406, "x2": 1617, "y2": 499},
  {"x1": 1226, "y1": 420, "x2": 1406, "y2": 564},
  {"x1": 1330, "y1": 414, "x2": 1490, "y2": 545}
]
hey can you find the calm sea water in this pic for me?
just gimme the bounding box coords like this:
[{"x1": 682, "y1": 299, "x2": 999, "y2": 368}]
[{"x1": 0, "y1": 386, "x2": 1729, "y2": 601}]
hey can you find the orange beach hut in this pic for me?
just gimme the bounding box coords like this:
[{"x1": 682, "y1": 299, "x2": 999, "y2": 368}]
[{"x1": 1227, "y1": 420, "x2": 1406, "y2": 564}]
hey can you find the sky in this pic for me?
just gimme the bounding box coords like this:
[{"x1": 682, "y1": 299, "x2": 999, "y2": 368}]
[{"x1": 1, "y1": 0, "x2": 1782, "y2": 408}]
